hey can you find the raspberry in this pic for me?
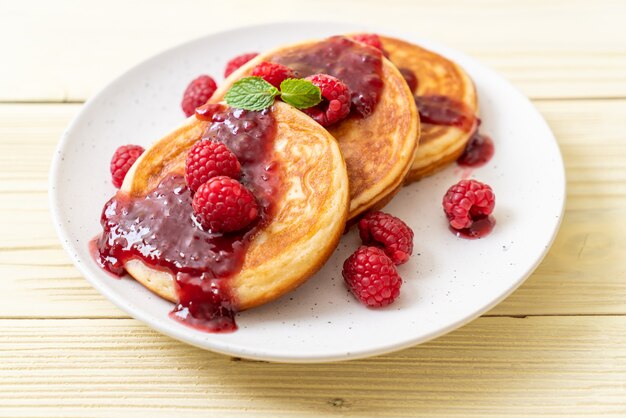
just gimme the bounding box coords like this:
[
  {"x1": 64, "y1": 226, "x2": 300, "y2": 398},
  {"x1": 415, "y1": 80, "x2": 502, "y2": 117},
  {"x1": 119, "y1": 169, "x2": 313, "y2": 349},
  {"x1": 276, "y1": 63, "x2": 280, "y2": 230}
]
[
  {"x1": 342, "y1": 246, "x2": 402, "y2": 308},
  {"x1": 442, "y1": 179, "x2": 495, "y2": 230},
  {"x1": 251, "y1": 62, "x2": 297, "y2": 88},
  {"x1": 192, "y1": 176, "x2": 259, "y2": 233},
  {"x1": 352, "y1": 33, "x2": 384, "y2": 51},
  {"x1": 224, "y1": 52, "x2": 258, "y2": 78},
  {"x1": 185, "y1": 139, "x2": 241, "y2": 192},
  {"x1": 351, "y1": 33, "x2": 389, "y2": 57},
  {"x1": 303, "y1": 74, "x2": 351, "y2": 127},
  {"x1": 181, "y1": 75, "x2": 218, "y2": 117},
  {"x1": 110, "y1": 144, "x2": 144, "y2": 188},
  {"x1": 358, "y1": 211, "x2": 414, "y2": 265}
]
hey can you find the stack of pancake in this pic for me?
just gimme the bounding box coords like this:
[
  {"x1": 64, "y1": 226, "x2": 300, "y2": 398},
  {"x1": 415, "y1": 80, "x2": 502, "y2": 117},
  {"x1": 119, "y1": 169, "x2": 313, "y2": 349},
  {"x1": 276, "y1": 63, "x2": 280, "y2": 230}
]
[{"x1": 121, "y1": 34, "x2": 477, "y2": 313}]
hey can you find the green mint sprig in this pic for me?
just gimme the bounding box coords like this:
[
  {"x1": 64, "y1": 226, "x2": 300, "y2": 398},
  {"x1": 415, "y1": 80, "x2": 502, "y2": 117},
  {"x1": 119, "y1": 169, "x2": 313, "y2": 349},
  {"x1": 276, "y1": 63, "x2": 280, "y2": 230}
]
[
  {"x1": 224, "y1": 77, "x2": 280, "y2": 111},
  {"x1": 279, "y1": 78, "x2": 322, "y2": 109},
  {"x1": 225, "y1": 76, "x2": 322, "y2": 111}
]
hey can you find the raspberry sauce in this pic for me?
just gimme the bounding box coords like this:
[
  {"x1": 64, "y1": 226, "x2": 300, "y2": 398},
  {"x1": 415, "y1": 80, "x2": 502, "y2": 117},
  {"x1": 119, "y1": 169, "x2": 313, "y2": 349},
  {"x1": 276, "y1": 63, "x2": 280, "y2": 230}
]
[
  {"x1": 271, "y1": 36, "x2": 384, "y2": 118},
  {"x1": 414, "y1": 95, "x2": 477, "y2": 132},
  {"x1": 94, "y1": 107, "x2": 280, "y2": 332},
  {"x1": 414, "y1": 95, "x2": 495, "y2": 167},
  {"x1": 399, "y1": 67, "x2": 418, "y2": 93},
  {"x1": 457, "y1": 130, "x2": 495, "y2": 168},
  {"x1": 450, "y1": 215, "x2": 496, "y2": 239},
  {"x1": 194, "y1": 103, "x2": 223, "y2": 121}
]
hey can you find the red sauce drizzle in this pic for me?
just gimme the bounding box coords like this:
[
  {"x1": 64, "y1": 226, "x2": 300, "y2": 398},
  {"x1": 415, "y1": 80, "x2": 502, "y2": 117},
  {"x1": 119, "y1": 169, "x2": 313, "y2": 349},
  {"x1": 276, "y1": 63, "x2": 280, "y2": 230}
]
[
  {"x1": 412, "y1": 94, "x2": 495, "y2": 168},
  {"x1": 450, "y1": 215, "x2": 496, "y2": 239},
  {"x1": 414, "y1": 95, "x2": 477, "y2": 132},
  {"x1": 272, "y1": 36, "x2": 384, "y2": 118},
  {"x1": 194, "y1": 103, "x2": 223, "y2": 121},
  {"x1": 94, "y1": 107, "x2": 280, "y2": 332},
  {"x1": 457, "y1": 130, "x2": 495, "y2": 168},
  {"x1": 399, "y1": 67, "x2": 418, "y2": 93}
]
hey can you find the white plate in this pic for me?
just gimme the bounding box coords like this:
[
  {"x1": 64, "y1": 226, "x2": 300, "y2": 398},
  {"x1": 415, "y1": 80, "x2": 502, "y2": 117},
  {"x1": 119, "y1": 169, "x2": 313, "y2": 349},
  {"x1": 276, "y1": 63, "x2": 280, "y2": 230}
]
[{"x1": 50, "y1": 22, "x2": 565, "y2": 362}]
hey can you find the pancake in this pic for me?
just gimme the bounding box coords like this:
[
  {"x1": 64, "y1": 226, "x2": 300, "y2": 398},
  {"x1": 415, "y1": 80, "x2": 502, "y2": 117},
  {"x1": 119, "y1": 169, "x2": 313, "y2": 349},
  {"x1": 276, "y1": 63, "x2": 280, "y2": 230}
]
[
  {"x1": 211, "y1": 36, "x2": 419, "y2": 220},
  {"x1": 379, "y1": 36, "x2": 478, "y2": 182},
  {"x1": 118, "y1": 101, "x2": 349, "y2": 311}
]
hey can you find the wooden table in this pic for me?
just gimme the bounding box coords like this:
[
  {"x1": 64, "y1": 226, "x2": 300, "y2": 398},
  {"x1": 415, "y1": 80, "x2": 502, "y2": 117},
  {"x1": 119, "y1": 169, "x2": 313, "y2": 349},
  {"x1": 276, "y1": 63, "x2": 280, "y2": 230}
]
[{"x1": 2, "y1": 1, "x2": 625, "y2": 416}]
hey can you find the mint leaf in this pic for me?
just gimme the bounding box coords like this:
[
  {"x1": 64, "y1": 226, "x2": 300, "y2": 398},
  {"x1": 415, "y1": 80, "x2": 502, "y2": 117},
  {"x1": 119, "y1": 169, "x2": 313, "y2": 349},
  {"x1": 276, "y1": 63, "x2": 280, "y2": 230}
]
[
  {"x1": 225, "y1": 77, "x2": 280, "y2": 111},
  {"x1": 279, "y1": 78, "x2": 322, "y2": 109}
]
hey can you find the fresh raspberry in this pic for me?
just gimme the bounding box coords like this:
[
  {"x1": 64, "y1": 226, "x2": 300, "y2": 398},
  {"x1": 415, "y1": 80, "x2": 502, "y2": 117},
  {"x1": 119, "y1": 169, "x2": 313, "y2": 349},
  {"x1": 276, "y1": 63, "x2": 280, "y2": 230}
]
[
  {"x1": 192, "y1": 176, "x2": 259, "y2": 233},
  {"x1": 342, "y1": 246, "x2": 402, "y2": 308},
  {"x1": 224, "y1": 52, "x2": 258, "y2": 78},
  {"x1": 442, "y1": 179, "x2": 495, "y2": 230},
  {"x1": 352, "y1": 33, "x2": 384, "y2": 51},
  {"x1": 303, "y1": 74, "x2": 351, "y2": 127},
  {"x1": 351, "y1": 33, "x2": 389, "y2": 57},
  {"x1": 185, "y1": 139, "x2": 241, "y2": 192},
  {"x1": 358, "y1": 211, "x2": 414, "y2": 265},
  {"x1": 181, "y1": 75, "x2": 218, "y2": 117},
  {"x1": 251, "y1": 62, "x2": 297, "y2": 88},
  {"x1": 110, "y1": 144, "x2": 144, "y2": 188}
]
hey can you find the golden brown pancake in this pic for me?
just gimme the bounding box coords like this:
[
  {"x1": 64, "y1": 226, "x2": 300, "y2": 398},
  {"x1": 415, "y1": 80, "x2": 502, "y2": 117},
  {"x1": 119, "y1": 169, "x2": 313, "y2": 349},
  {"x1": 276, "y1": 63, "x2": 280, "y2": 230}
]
[
  {"x1": 211, "y1": 36, "x2": 419, "y2": 220},
  {"x1": 379, "y1": 36, "x2": 478, "y2": 182},
  {"x1": 120, "y1": 101, "x2": 349, "y2": 310}
]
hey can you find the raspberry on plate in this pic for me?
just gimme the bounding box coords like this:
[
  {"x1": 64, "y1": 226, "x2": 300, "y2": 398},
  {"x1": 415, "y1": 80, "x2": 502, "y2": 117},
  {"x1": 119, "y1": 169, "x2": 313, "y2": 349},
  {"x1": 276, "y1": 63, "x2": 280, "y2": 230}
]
[
  {"x1": 110, "y1": 144, "x2": 145, "y2": 188},
  {"x1": 442, "y1": 179, "x2": 495, "y2": 230},
  {"x1": 185, "y1": 139, "x2": 241, "y2": 192},
  {"x1": 181, "y1": 75, "x2": 218, "y2": 117},
  {"x1": 303, "y1": 74, "x2": 351, "y2": 127},
  {"x1": 224, "y1": 52, "x2": 258, "y2": 78},
  {"x1": 358, "y1": 211, "x2": 414, "y2": 265},
  {"x1": 342, "y1": 246, "x2": 402, "y2": 308},
  {"x1": 251, "y1": 62, "x2": 297, "y2": 88},
  {"x1": 192, "y1": 176, "x2": 259, "y2": 233}
]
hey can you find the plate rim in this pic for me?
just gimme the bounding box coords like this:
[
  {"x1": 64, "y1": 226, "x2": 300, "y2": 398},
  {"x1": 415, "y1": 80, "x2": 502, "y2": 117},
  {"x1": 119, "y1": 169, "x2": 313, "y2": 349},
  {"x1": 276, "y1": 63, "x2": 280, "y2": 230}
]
[{"x1": 49, "y1": 20, "x2": 566, "y2": 363}]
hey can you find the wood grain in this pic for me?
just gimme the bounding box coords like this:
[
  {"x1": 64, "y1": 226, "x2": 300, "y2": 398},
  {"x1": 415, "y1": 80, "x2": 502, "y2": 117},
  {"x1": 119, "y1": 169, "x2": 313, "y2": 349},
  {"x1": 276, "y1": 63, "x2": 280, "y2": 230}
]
[
  {"x1": 1, "y1": 0, "x2": 625, "y2": 102},
  {"x1": 1, "y1": 317, "x2": 625, "y2": 417}
]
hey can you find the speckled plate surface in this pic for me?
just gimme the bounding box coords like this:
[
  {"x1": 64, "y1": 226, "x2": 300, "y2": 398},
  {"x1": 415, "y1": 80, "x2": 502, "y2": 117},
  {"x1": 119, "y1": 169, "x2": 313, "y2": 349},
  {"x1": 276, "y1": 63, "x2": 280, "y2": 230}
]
[{"x1": 49, "y1": 22, "x2": 565, "y2": 362}]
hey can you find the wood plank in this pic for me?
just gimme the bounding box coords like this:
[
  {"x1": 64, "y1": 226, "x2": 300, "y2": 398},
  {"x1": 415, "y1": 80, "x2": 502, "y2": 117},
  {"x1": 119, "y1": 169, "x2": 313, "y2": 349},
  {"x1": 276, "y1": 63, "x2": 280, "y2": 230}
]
[
  {"x1": 489, "y1": 99, "x2": 626, "y2": 315},
  {"x1": 1, "y1": 0, "x2": 625, "y2": 102},
  {"x1": 1, "y1": 316, "x2": 625, "y2": 417},
  {"x1": 0, "y1": 103, "x2": 76, "y2": 193},
  {"x1": 0, "y1": 99, "x2": 625, "y2": 317}
]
